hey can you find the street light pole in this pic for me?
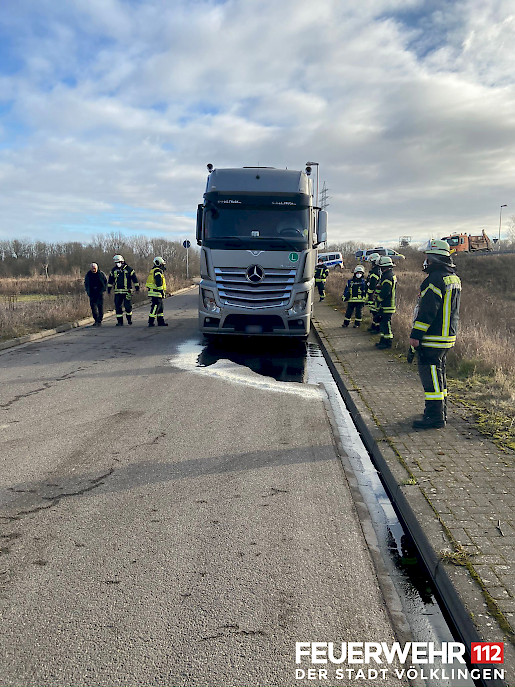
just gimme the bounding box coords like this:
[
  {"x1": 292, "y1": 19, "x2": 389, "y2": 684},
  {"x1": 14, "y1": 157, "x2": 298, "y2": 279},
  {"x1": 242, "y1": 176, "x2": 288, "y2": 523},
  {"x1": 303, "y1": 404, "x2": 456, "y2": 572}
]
[
  {"x1": 306, "y1": 161, "x2": 319, "y2": 207},
  {"x1": 499, "y1": 204, "x2": 507, "y2": 251}
]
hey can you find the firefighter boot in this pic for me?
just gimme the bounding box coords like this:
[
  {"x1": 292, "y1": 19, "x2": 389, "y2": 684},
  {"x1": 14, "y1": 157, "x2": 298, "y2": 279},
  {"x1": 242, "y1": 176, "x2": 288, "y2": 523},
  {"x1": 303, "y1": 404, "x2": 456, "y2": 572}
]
[
  {"x1": 353, "y1": 322, "x2": 361, "y2": 328},
  {"x1": 157, "y1": 317, "x2": 168, "y2": 327},
  {"x1": 412, "y1": 401, "x2": 445, "y2": 430},
  {"x1": 375, "y1": 338, "x2": 392, "y2": 349},
  {"x1": 148, "y1": 318, "x2": 155, "y2": 327},
  {"x1": 116, "y1": 317, "x2": 124, "y2": 326},
  {"x1": 126, "y1": 314, "x2": 132, "y2": 325}
]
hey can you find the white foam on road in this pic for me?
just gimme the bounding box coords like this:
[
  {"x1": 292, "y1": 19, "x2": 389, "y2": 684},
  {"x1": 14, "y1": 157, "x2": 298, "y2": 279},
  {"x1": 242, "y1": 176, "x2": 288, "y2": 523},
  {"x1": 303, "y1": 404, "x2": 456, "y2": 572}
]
[{"x1": 168, "y1": 340, "x2": 323, "y2": 400}]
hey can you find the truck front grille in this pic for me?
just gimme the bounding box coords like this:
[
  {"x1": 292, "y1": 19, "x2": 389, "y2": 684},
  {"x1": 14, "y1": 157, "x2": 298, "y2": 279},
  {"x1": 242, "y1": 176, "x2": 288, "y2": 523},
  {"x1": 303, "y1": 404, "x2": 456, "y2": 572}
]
[{"x1": 215, "y1": 267, "x2": 296, "y2": 309}]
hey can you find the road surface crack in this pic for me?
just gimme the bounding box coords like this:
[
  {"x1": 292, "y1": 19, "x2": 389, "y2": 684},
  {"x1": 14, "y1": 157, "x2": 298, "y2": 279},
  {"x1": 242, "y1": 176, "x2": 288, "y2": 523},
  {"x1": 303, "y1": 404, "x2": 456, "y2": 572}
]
[
  {"x1": 200, "y1": 624, "x2": 267, "y2": 641},
  {"x1": 1, "y1": 468, "x2": 114, "y2": 523}
]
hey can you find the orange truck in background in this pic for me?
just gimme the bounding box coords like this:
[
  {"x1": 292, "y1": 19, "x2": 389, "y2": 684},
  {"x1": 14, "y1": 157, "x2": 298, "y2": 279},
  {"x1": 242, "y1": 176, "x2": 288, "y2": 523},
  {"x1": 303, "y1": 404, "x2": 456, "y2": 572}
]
[{"x1": 440, "y1": 230, "x2": 493, "y2": 253}]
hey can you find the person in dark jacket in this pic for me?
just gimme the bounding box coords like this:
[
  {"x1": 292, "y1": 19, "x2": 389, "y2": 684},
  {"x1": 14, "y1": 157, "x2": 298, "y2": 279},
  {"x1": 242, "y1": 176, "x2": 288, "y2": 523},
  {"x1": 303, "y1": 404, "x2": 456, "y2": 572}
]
[
  {"x1": 375, "y1": 256, "x2": 397, "y2": 349},
  {"x1": 410, "y1": 239, "x2": 461, "y2": 429},
  {"x1": 365, "y1": 253, "x2": 382, "y2": 333},
  {"x1": 107, "y1": 254, "x2": 140, "y2": 326},
  {"x1": 342, "y1": 265, "x2": 367, "y2": 327},
  {"x1": 146, "y1": 256, "x2": 168, "y2": 327},
  {"x1": 314, "y1": 259, "x2": 330, "y2": 301},
  {"x1": 84, "y1": 263, "x2": 107, "y2": 326}
]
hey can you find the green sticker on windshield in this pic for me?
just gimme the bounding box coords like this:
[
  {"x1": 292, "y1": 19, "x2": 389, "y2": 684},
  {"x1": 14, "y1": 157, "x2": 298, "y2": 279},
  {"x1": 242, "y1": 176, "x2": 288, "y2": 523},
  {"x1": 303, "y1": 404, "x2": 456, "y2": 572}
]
[{"x1": 289, "y1": 252, "x2": 299, "y2": 262}]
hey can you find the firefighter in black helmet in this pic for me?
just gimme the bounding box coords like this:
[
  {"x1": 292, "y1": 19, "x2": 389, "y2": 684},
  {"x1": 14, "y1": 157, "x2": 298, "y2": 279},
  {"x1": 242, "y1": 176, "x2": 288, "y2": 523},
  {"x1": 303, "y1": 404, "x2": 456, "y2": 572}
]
[
  {"x1": 146, "y1": 257, "x2": 168, "y2": 327},
  {"x1": 107, "y1": 255, "x2": 140, "y2": 326},
  {"x1": 410, "y1": 239, "x2": 461, "y2": 429},
  {"x1": 314, "y1": 259, "x2": 330, "y2": 301}
]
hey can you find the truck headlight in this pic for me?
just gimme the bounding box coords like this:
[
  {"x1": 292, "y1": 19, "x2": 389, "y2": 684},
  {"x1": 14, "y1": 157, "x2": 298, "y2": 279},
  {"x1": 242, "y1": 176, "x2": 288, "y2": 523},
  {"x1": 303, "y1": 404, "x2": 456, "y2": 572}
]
[
  {"x1": 202, "y1": 288, "x2": 221, "y2": 313},
  {"x1": 287, "y1": 292, "x2": 308, "y2": 316}
]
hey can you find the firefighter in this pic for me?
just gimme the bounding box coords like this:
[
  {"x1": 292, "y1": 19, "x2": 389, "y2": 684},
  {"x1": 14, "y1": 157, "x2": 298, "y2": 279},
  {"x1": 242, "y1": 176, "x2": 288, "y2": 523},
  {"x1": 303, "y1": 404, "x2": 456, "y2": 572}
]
[
  {"x1": 342, "y1": 265, "x2": 367, "y2": 327},
  {"x1": 314, "y1": 259, "x2": 330, "y2": 301},
  {"x1": 410, "y1": 239, "x2": 461, "y2": 429},
  {"x1": 107, "y1": 254, "x2": 140, "y2": 326},
  {"x1": 146, "y1": 256, "x2": 168, "y2": 327},
  {"x1": 375, "y1": 256, "x2": 397, "y2": 349},
  {"x1": 365, "y1": 253, "x2": 382, "y2": 333}
]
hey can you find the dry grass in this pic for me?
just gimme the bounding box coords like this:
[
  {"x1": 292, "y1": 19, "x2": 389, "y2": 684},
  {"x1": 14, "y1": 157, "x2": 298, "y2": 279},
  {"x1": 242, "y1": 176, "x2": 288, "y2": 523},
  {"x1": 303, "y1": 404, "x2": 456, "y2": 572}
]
[
  {"x1": 0, "y1": 275, "x2": 84, "y2": 296},
  {"x1": 0, "y1": 274, "x2": 191, "y2": 341}
]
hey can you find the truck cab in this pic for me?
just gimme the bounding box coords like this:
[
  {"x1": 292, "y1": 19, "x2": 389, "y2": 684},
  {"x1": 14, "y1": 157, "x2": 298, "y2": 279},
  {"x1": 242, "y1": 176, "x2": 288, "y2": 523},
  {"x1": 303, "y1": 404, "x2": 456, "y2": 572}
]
[{"x1": 196, "y1": 166, "x2": 327, "y2": 338}]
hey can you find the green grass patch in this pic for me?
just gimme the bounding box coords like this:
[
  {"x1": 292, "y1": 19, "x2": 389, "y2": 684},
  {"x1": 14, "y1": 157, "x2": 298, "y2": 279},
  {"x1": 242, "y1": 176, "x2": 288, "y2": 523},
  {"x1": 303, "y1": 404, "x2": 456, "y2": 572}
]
[{"x1": 2, "y1": 294, "x2": 60, "y2": 303}]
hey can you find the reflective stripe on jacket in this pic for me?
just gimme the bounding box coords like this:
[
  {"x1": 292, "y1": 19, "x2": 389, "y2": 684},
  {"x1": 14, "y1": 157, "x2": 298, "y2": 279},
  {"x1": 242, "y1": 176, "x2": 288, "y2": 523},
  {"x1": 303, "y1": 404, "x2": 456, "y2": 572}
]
[
  {"x1": 108, "y1": 265, "x2": 139, "y2": 294},
  {"x1": 410, "y1": 268, "x2": 461, "y2": 349},
  {"x1": 314, "y1": 265, "x2": 329, "y2": 283},
  {"x1": 343, "y1": 277, "x2": 367, "y2": 303},
  {"x1": 366, "y1": 266, "x2": 381, "y2": 306},
  {"x1": 376, "y1": 269, "x2": 397, "y2": 313},
  {"x1": 146, "y1": 267, "x2": 167, "y2": 298}
]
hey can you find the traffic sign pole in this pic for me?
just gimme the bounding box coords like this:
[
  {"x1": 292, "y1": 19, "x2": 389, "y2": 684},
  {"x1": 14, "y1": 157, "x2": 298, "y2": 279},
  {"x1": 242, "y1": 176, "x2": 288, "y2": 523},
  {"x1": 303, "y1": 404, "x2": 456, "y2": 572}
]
[{"x1": 182, "y1": 240, "x2": 191, "y2": 279}]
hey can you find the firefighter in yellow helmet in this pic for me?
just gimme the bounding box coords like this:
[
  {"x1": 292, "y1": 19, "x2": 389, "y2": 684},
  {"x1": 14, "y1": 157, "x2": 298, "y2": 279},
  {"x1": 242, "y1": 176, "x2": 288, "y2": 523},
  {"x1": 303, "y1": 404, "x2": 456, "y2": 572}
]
[{"x1": 146, "y1": 257, "x2": 168, "y2": 327}]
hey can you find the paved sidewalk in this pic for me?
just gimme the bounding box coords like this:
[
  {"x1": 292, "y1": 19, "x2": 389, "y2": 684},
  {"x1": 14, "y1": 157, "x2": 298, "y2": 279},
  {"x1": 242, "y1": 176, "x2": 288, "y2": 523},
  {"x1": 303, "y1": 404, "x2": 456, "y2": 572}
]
[{"x1": 313, "y1": 300, "x2": 514, "y2": 684}]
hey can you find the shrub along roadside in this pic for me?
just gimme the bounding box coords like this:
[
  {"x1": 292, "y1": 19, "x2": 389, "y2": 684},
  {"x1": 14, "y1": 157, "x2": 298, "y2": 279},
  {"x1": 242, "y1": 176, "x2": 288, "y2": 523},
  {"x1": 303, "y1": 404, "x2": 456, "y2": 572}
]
[{"x1": 324, "y1": 254, "x2": 515, "y2": 453}]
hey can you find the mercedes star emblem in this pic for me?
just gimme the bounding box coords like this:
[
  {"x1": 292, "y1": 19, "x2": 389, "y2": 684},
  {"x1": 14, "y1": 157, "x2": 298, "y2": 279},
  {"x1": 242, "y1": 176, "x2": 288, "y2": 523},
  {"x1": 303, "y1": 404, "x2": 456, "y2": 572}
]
[{"x1": 245, "y1": 264, "x2": 265, "y2": 283}]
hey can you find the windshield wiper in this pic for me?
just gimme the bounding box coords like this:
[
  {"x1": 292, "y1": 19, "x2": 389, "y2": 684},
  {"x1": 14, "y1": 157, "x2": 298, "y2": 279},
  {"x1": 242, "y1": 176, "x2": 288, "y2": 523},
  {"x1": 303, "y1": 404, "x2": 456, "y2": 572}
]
[
  {"x1": 258, "y1": 237, "x2": 305, "y2": 250},
  {"x1": 208, "y1": 236, "x2": 244, "y2": 246}
]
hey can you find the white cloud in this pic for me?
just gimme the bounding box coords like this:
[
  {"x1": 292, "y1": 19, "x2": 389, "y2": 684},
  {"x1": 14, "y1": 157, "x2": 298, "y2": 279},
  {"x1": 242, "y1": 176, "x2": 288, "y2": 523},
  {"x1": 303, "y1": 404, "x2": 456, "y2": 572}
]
[{"x1": 1, "y1": 0, "x2": 515, "y2": 246}]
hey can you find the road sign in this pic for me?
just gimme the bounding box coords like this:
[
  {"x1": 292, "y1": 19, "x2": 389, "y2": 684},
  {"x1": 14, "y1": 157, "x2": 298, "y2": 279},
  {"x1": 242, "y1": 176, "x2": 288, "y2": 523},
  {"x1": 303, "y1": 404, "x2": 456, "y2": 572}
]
[{"x1": 183, "y1": 240, "x2": 191, "y2": 249}]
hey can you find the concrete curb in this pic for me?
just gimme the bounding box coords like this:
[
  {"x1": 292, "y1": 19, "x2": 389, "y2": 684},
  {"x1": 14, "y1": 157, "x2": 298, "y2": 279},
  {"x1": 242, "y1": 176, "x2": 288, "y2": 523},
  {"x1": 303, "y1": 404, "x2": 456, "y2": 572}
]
[
  {"x1": 312, "y1": 321, "x2": 507, "y2": 687},
  {"x1": 0, "y1": 285, "x2": 196, "y2": 353}
]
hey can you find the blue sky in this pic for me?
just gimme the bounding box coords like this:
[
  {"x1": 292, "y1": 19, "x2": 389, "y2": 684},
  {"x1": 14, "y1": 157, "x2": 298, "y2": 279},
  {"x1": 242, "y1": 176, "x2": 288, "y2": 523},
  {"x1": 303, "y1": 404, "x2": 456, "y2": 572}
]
[{"x1": 1, "y1": 0, "x2": 515, "y2": 247}]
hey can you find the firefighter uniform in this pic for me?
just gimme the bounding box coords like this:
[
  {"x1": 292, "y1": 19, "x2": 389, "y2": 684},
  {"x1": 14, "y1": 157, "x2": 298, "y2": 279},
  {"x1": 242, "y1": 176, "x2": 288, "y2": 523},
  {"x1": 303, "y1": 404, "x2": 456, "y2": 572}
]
[
  {"x1": 314, "y1": 262, "x2": 330, "y2": 300},
  {"x1": 410, "y1": 240, "x2": 461, "y2": 429},
  {"x1": 375, "y1": 257, "x2": 397, "y2": 349},
  {"x1": 107, "y1": 255, "x2": 140, "y2": 325},
  {"x1": 342, "y1": 266, "x2": 367, "y2": 327},
  {"x1": 365, "y1": 253, "x2": 382, "y2": 333},
  {"x1": 146, "y1": 257, "x2": 168, "y2": 327}
]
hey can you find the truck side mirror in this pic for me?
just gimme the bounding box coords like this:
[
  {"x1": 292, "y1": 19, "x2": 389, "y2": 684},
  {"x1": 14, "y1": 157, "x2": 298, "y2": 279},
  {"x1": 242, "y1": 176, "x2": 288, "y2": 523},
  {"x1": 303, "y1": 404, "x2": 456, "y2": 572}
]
[
  {"x1": 316, "y1": 210, "x2": 328, "y2": 245},
  {"x1": 196, "y1": 204, "x2": 203, "y2": 245}
]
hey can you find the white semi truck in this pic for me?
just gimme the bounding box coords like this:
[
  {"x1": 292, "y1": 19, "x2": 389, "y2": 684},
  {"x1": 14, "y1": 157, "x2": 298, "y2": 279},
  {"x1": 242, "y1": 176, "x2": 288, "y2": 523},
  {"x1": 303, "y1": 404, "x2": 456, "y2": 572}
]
[{"x1": 196, "y1": 165, "x2": 327, "y2": 339}]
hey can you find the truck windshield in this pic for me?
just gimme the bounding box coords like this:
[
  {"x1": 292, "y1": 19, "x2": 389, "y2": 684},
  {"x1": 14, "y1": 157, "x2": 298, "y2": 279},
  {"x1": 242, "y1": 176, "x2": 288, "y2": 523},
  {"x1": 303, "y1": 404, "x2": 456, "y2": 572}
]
[{"x1": 203, "y1": 195, "x2": 310, "y2": 250}]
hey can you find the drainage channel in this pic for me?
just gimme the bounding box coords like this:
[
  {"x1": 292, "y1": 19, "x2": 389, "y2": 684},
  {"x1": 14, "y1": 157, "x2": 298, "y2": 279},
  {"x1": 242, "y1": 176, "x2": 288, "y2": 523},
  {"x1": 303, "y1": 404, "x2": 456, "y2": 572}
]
[
  {"x1": 172, "y1": 334, "x2": 484, "y2": 687},
  {"x1": 305, "y1": 340, "x2": 475, "y2": 687}
]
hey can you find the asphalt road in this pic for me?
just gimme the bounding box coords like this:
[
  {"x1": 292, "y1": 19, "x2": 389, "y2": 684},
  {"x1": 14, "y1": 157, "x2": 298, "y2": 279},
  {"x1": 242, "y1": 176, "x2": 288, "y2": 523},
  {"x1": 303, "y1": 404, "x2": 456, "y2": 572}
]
[{"x1": 0, "y1": 290, "x2": 404, "y2": 687}]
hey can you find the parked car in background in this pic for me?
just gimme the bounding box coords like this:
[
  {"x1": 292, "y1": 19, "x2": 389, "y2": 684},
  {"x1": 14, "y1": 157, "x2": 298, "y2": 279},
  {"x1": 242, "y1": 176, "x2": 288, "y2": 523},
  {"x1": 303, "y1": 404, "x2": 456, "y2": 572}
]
[
  {"x1": 354, "y1": 247, "x2": 405, "y2": 261},
  {"x1": 317, "y1": 251, "x2": 344, "y2": 269}
]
